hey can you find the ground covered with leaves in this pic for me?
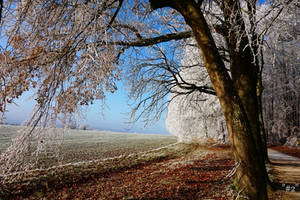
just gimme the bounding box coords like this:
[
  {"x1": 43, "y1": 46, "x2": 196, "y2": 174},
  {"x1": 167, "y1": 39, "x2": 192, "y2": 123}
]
[
  {"x1": 1, "y1": 144, "x2": 235, "y2": 200},
  {"x1": 2, "y1": 142, "x2": 300, "y2": 199}
]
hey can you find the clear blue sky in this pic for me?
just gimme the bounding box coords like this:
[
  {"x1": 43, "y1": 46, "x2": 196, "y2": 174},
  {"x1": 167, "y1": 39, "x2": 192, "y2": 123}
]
[{"x1": 4, "y1": 82, "x2": 169, "y2": 134}]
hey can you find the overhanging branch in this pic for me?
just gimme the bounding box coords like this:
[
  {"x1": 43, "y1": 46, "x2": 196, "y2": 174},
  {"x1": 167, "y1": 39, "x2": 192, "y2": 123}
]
[{"x1": 97, "y1": 31, "x2": 192, "y2": 47}]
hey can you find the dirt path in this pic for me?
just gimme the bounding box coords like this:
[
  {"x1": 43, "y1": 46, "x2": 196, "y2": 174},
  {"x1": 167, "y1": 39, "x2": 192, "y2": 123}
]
[
  {"x1": 268, "y1": 149, "x2": 300, "y2": 161},
  {"x1": 267, "y1": 149, "x2": 300, "y2": 200}
]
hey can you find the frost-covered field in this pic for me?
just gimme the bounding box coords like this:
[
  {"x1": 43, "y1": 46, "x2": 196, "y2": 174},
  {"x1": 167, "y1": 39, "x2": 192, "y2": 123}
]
[{"x1": 0, "y1": 125, "x2": 177, "y2": 167}]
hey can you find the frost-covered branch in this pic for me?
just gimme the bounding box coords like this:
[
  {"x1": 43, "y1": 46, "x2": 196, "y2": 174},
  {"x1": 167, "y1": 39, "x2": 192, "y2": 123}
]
[{"x1": 97, "y1": 31, "x2": 193, "y2": 47}]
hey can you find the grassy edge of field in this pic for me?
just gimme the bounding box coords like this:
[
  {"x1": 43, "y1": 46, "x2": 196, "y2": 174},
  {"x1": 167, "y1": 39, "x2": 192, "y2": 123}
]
[{"x1": 0, "y1": 142, "x2": 200, "y2": 199}]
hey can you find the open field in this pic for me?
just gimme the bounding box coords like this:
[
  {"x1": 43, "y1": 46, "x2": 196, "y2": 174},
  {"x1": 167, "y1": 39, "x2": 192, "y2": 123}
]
[{"x1": 0, "y1": 125, "x2": 177, "y2": 167}]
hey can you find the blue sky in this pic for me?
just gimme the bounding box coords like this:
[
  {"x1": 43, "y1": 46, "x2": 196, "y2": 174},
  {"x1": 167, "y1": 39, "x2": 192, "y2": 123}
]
[{"x1": 4, "y1": 82, "x2": 169, "y2": 134}]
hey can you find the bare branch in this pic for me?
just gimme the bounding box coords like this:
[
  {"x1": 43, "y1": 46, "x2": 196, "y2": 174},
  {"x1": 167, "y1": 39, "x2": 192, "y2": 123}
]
[
  {"x1": 107, "y1": 0, "x2": 124, "y2": 28},
  {"x1": 97, "y1": 31, "x2": 193, "y2": 47},
  {"x1": 0, "y1": 0, "x2": 3, "y2": 24}
]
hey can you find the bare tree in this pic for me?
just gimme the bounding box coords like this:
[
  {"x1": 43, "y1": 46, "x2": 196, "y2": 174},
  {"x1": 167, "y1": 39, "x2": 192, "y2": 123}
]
[
  {"x1": 164, "y1": 38, "x2": 228, "y2": 144},
  {"x1": 126, "y1": 1, "x2": 296, "y2": 197},
  {"x1": 146, "y1": 0, "x2": 296, "y2": 199},
  {"x1": 262, "y1": 3, "x2": 300, "y2": 145}
]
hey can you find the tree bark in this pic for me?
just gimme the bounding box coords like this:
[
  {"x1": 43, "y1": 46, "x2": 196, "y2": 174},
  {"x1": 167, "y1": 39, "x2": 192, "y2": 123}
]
[
  {"x1": 257, "y1": 69, "x2": 270, "y2": 163},
  {"x1": 223, "y1": 0, "x2": 270, "y2": 164},
  {"x1": 150, "y1": 0, "x2": 268, "y2": 199}
]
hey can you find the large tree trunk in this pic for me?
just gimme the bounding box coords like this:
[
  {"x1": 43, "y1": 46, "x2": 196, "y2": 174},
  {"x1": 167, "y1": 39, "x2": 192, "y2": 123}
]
[
  {"x1": 150, "y1": 0, "x2": 268, "y2": 199},
  {"x1": 223, "y1": 0, "x2": 270, "y2": 164},
  {"x1": 257, "y1": 69, "x2": 270, "y2": 163},
  {"x1": 257, "y1": 44, "x2": 270, "y2": 163}
]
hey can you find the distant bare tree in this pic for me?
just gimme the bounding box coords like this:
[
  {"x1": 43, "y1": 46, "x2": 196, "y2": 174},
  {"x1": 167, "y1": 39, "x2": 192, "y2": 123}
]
[
  {"x1": 262, "y1": 4, "x2": 300, "y2": 145},
  {"x1": 163, "y1": 38, "x2": 228, "y2": 144}
]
